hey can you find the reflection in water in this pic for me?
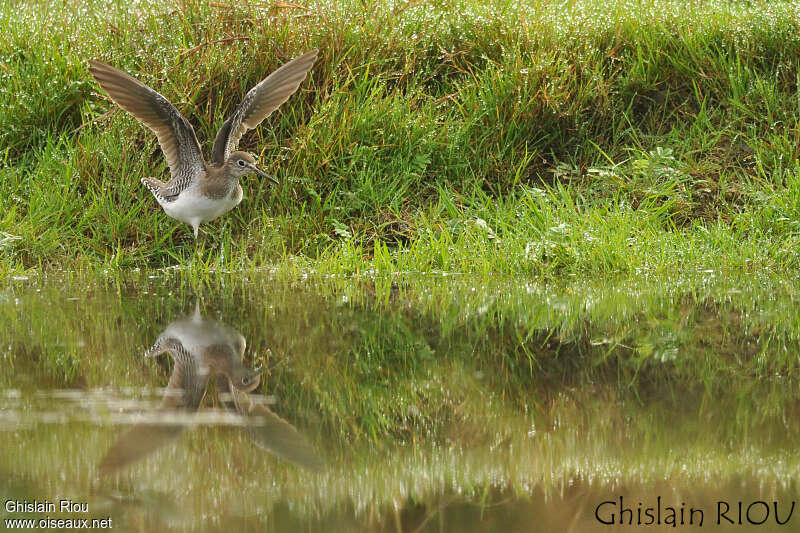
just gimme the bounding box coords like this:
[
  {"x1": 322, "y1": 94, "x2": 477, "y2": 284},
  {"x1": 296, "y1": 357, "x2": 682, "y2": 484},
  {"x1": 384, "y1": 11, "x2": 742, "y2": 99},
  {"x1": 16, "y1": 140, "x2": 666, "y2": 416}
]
[
  {"x1": 3, "y1": 275, "x2": 800, "y2": 531},
  {"x1": 99, "y1": 304, "x2": 322, "y2": 474}
]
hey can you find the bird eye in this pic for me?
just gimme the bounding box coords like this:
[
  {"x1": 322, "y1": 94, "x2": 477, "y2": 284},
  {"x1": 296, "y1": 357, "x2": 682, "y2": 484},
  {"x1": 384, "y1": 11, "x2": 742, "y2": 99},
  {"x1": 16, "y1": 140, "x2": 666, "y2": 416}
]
[{"x1": 237, "y1": 159, "x2": 245, "y2": 167}]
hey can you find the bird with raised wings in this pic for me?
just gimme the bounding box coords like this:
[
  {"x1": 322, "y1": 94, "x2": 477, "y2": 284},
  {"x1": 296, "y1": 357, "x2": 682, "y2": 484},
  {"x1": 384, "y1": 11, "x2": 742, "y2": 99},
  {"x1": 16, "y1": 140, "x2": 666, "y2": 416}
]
[
  {"x1": 88, "y1": 50, "x2": 318, "y2": 238},
  {"x1": 98, "y1": 305, "x2": 262, "y2": 474},
  {"x1": 98, "y1": 305, "x2": 322, "y2": 474}
]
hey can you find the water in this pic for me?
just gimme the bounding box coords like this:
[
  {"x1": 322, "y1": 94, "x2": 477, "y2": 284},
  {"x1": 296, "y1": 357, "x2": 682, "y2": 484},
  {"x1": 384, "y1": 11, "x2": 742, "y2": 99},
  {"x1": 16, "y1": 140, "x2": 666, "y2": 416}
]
[{"x1": 1, "y1": 273, "x2": 799, "y2": 531}]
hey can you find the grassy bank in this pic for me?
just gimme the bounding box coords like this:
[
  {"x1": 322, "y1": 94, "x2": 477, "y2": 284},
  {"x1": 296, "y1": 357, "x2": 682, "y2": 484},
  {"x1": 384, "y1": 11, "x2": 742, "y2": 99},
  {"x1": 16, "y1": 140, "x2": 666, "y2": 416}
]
[{"x1": 3, "y1": 0, "x2": 800, "y2": 277}]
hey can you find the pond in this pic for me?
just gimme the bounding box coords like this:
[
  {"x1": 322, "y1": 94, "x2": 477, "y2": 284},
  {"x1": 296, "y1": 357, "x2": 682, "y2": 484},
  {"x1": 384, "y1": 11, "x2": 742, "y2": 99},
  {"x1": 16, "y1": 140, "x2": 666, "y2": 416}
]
[{"x1": 1, "y1": 273, "x2": 798, "y2": 531}]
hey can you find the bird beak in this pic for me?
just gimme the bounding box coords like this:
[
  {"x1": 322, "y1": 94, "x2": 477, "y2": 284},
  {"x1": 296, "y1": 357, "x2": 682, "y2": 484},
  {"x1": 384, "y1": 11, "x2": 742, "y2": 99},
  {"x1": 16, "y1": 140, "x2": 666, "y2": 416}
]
[{"x1": 249, "y1": 164, "x2": 279, "y2": 185}]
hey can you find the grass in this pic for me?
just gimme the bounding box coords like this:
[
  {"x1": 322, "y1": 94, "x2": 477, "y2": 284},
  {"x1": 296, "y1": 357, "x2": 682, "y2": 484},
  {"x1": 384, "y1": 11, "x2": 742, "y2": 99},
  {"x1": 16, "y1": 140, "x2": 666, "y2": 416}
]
[
  {"x1": 2, "y1": 0, "x2": 800, "y2": 277},
  {"x1": 5, "y1": 5, "x2": 800, "y2": 527}
]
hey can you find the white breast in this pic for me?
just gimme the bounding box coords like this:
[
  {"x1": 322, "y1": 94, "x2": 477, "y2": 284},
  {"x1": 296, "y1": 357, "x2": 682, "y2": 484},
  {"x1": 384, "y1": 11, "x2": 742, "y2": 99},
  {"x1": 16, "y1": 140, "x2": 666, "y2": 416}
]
[
  {"x1": 163, "y1": 316, "x2": 243, "y2": 355},
  {"x1": 160, "y1": 185, "x2": 243, "y2": 227}
]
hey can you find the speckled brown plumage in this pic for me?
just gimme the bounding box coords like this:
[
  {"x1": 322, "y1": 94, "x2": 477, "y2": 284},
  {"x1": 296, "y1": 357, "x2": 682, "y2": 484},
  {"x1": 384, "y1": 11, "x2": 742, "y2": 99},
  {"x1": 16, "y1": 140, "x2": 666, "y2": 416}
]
[{"x1": 89, "y1": 50, "x2": 318, "y2": 237}]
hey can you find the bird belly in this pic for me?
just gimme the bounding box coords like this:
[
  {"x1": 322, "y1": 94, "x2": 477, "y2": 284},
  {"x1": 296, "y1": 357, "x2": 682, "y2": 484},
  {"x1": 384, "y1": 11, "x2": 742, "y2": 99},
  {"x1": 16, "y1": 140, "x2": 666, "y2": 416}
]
[
  {"x1": 161, "y1": 186, "x2": 242, "y2": 226},
  {"x1": 165, "y1": 318, "x2": 241, "y2": 349}
]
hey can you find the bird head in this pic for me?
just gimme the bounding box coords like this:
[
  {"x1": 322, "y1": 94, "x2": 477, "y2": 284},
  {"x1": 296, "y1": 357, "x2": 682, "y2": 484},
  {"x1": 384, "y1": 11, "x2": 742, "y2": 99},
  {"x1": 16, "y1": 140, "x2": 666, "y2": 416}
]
[
  {"x1": 231, "y1": 365, "x2": 262, "y2": 393},
  {"x1": 227, "y1": 151, "x2": 279, "y2": 185}
]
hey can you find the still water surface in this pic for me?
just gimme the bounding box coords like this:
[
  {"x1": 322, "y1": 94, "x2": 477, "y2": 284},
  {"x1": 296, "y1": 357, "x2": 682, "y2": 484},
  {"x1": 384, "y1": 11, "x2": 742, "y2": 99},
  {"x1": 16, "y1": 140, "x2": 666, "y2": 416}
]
[{"x1": 1, "y1": 274, "x2": 798, "y2": 531}]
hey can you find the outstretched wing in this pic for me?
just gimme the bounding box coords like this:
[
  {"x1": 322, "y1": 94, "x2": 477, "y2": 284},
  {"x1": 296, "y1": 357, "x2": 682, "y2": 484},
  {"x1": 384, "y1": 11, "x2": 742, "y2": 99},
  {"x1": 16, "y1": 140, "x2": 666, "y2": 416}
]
[
  {"x1": 99, "y1": 337, "x2": 209, "y2": 475},
  {"x1": 145, "y1": 336, "x2": 209, "y2": 410},
  {"x1": 230, "y1": 385, "x2": 324, "y2": 471},
  {"x1": 161, "y1": 338, "x2": 210, "y2": 410},
  {"x1": 210, "y1": 50, "x2": 318, "y2": 165},
  {"x1": 88, "y1": 61, "x2": 205, "y2": 197},
  {"x1": 98, "y1": 423, "x2": 184, "y2": 475}
]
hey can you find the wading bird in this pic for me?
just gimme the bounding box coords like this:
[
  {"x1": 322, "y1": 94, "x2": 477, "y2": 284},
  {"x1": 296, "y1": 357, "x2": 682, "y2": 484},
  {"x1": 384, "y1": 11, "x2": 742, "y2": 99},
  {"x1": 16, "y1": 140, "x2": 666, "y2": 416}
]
[
  {"x1": 88, "y1": 50, "x2": 318, "y2": 238},
  {"x1": 99, "y1": 305, "x2": 322, "y2": 474}
]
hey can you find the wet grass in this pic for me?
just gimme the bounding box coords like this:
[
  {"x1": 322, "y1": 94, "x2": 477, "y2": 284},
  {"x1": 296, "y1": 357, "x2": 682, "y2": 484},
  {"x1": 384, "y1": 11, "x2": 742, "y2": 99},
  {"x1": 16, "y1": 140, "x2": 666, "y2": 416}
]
[{"x1": 2, "y1": 0, "x2": 800, "y2": 277}]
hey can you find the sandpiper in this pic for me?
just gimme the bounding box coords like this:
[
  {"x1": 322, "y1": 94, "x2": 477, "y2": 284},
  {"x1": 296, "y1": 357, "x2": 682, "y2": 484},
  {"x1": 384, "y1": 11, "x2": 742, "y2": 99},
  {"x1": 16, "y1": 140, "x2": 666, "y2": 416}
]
[
  {"x1": 98, "y1": 305, "x2": 261, "y2": 474},
  {"x1": 98, "y1": 304, "x2": 321, "y2": 473},
  {"x1": 88, "y1": 50, "x2": 318, "y2": 238}
]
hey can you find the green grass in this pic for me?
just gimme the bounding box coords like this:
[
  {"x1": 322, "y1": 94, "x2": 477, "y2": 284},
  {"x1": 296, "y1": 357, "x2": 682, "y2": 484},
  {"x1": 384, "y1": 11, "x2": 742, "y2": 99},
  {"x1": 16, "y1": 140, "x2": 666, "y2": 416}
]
[{"x1": 3, "y1": 0, "x2": 800, "y2": 278}]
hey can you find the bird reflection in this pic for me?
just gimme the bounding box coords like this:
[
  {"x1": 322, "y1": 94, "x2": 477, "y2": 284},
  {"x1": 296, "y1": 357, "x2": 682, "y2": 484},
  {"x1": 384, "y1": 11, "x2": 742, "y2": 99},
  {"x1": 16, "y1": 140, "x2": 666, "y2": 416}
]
[{"x1": 99, "y1": 304, "x2": 322, "y2": 474}]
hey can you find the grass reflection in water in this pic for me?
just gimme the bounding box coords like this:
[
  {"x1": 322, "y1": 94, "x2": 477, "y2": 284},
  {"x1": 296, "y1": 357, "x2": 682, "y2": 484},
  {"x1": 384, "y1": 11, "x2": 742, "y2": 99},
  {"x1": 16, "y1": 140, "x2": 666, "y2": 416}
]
[{"x1": 1, "y1": 273, "x2": 798, "y2": 531}]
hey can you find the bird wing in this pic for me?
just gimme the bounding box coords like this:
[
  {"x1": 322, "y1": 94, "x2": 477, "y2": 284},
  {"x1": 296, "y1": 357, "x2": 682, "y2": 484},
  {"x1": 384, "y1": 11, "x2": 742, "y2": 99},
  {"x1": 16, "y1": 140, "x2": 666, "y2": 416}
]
[
  {"x1": 160, "y1": 338, "x2": 210, "y2": 410},
  {"x1": 99, "y1": 337, "x2": 208, "y2": 475},
  {"x1": 88, "y1": 61, "x2": 205, "y2": 198},
  {"x1": 216, "y1": 376, "x2": 323, "y2": 470},
  {"x1": 210, "y1": 50, "x2": 318, "y2": 165},
  {"x1": 98, "y1": 423, "x2": 184, "y2": 475},
  {"x1": 145, "y1": 337, "x2": 209, "y2": 410},
  {"x1": 233, "y1": 387, "x2": 324, "y2": 471}
]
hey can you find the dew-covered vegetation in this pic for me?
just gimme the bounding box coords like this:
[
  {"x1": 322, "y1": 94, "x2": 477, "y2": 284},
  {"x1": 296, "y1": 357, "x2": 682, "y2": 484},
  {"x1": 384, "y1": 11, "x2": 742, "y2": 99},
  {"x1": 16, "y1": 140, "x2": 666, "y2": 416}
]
[
  {"x1": 3, "y1": 2, "x2": 800, "y2": 530},
  {"x1": 3, "y1": 0, "x2": 800, "y2": 276}
]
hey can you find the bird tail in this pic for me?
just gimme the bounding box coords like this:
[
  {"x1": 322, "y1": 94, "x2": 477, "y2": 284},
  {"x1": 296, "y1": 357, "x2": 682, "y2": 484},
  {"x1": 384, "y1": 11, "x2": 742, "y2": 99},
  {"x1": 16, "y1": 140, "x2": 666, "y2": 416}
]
[{"x1": 140, "y1": 177, "x2": 165, "y2": 200}]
